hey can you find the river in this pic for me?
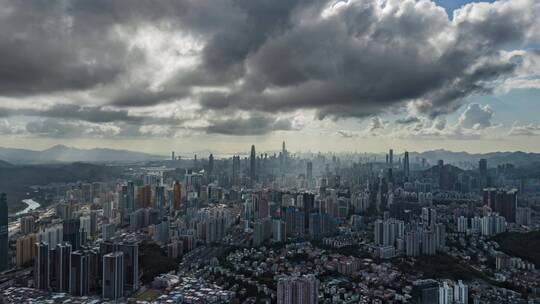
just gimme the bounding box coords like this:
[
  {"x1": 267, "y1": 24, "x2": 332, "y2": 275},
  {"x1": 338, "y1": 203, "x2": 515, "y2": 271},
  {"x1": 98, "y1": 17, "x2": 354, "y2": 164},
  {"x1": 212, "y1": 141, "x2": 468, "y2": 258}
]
[{"x1": 16, "y1": 199, "x2": 41, "y2": 216}]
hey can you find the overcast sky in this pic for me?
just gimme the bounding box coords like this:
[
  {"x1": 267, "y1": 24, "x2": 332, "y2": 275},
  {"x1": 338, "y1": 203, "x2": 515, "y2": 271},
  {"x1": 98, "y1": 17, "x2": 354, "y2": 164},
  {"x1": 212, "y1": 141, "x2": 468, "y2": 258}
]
[{"x1": 0, "y1": 0, "x2": 539, "y2": 155}]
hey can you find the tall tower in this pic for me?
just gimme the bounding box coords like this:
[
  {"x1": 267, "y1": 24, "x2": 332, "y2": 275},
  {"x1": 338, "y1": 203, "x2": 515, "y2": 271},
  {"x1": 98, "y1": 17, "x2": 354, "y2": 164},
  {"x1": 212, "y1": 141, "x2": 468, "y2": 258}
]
[
  {"x1": 63, "y1": 218, "x2": 81, "y2": 250},
  {"x1": 126, "y1": 181, "x2": 135, "y2": 212},
  {"x1": 232, "y1": 156, "x2": 240, "y2": 185},
  {"x1": 0, "y1": 193, "x2": 8, "y2": 271},
  {"x1": 154, "y1": 185, "x2": 165, "y2": 210},
  {"x1": 479, "y1": 159, "x2": 488, "y2": 189},
  {"x1": 34, "y1": 241, "x2": 50, "y2": 290},
  {"x1": 55, "y1": 243, "x2": 72, "y2": 292},
  {"x1": 208, "y1": 154, "x2": 214, "y2": 177},
  {"x1": 250, "y1": 145, "x2": 256, "y2": 187},
  {"x1": 173, "y1": 180, "x2": 182, "y2": 211},
  {"x1": 70, "y1": 250, "x2": 89, "y2": 296},
  {"x1": 306, "y1": 161, "x2": 313, "y2": 184},
  {"x1": 389, "y1": 149, "x2": 393, "y2": 165},
  {"x1": 404, "y1": 151, "x2": 410, "y2": 181},
  {"x1": 102, "y1": 251, "x2": 124, "y2": 300},
  {"x1": 282, "y1": 141, "x2": 287, "y2": 172},
  {"x1": 118, "y1": 242, "x2": 139, "y2": 292}
]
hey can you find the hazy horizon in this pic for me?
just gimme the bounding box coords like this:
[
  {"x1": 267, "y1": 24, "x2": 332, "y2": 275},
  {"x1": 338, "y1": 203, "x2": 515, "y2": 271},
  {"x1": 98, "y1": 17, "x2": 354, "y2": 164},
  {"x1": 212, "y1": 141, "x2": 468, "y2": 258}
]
[{"x1": 3, "y1": 142, "x2": 540, "y2": 158}]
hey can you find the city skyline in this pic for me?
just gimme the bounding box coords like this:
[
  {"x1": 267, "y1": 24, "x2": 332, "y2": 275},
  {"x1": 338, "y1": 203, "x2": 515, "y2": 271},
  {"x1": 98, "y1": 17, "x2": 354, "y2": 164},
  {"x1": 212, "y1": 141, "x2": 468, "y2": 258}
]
[{"x1": 0, "y1": 0, "x2": 539, "y2": 154}]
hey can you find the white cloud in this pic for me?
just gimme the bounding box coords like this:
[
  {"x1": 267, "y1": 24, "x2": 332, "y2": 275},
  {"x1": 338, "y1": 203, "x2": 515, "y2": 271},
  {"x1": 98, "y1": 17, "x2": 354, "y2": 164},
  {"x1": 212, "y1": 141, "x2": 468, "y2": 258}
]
[
  {"x1": 25, "y1": 119, "x2": 120, "y2": 138},
  {"x1": 458, "y1": 103, "x2": 494, "y2": 130},
  {"x1": 0, "y1": 119, "x2": 21, "y2": 135},
  {"x1": 508, "y1": 123, "x2": 540, "y2": 136},
  {"x1": 367, "y1": 116, "x2": 385, "y2": 132}
]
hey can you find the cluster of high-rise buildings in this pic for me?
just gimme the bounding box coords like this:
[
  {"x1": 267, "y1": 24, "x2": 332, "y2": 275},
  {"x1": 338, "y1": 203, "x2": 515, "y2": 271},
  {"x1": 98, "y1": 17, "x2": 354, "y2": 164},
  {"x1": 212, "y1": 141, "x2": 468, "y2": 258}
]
[
  {"x1": 0, "y1": 143, "x2": 538, "y2": 303},
  {"x1": 31, "y1": 239, "x2": 139, "y2": 300},
  {"x1": 411, "y1": 279, "x2": 468, "y2": 304},
  {"x1": 277, "y1": 274, "x2": 320, "y2": 304}
]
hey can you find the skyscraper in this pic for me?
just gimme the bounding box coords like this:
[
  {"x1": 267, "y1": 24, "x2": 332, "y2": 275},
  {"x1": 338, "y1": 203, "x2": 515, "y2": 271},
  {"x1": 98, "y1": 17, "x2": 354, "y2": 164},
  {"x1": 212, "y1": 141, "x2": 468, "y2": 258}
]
[
  {"x1": 55, "y1": 243, "x2": 72, "y2": 292},
  {"x1": 483, "y1": 188, "x2": 518, "y2": 222},
  {"x1": 454, "y1": 280, "x2": 468, "y2": 304},
  {"x1": 208, "y1": 153, "x2": 214, "y2": 177},
  {"x1": 0, "y1": 193, "x2": 8, "y2": 272},
  {"x1": 102, "y1": 251, "x2": 124, "y2": 301},
  {"x1": 277, "y1": 274, "x2": 319, "y2": 304},
  {"x1": 70, "y1": 250, "x2": 89, "y2": 296},
  {"x1": 389, "y1": 149, "x2": 393, "y2": 165},
  {"x1": 272, "y1": 219, "x2": 286, "y2": 243},
  {"x1": 34, "y1": 241, "x2": 50, "y2": 290},
  {"x1": 403, "y1": 151, "x2": 410, "y2": 181},
  {"x1": 479, "y1": 158, "x2": 488, "y2": 189},
  {"x1": 173, "y1": 180, "x2": 182, "y2": 211},
  {"x1": 250, "y1": 145, "x2": 256, "y2": 187},
  {"x1": 118, "y1": 242, "x2": 139, "y2": 293},
  {"x1": 63, "y1": 218, "x2": 81, "y2": 250},
  {"x1": 154, "y1": 185, "x2": 165, "y2": 210},
  {"x1": 232, "y1": 155, "x2": 240, "y2": 185},
  {"x1": 20, "y1": 216, "x2": 35, "y2": 235},
  {"x1": 119, "y1": 185, "x2": 129, "y2": 225},
  {"x1": 422, "y1": 230, "x2": 437, "y2": 256},
  {"x1": 306, "y1": 161, "x2": 313, "y2": 186},
  {"x1": 374, "y1": 219, "x2": 384, "y2": 245},
  {"x1": 127, "y1": 181, "x2": 135, "y2": 211},
  {"x1": 405, "y1": 231, "x2": 420, "y2": 257},
  {"x1": 411, "y1": 279, "x2": 439, "y2": 304},
  {"x1": 16, "y1": 234, "x2": 36, "y2": 267},
  {"x1": 136, "y1": 185, "x2": 152, "y2": 209}
]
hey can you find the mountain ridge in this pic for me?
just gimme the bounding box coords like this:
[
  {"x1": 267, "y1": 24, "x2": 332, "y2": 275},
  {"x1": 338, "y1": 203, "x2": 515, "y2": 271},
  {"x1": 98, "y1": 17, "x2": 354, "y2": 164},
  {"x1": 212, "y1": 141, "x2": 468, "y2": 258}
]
[{"x1": 0, "y1": 145, "x2": 165, "y2": 163}]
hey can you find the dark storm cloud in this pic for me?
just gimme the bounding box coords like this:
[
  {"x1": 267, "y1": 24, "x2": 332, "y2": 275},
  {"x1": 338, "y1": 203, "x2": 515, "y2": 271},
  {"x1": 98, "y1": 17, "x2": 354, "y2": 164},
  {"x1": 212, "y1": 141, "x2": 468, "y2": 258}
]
[
  {"x1": 0, "y1": 104, "x2": 181, "y2": 125},
  {"x1": 0, "y1": 0, "x2": 538, "y2": 136},
  {"x1": 204, "y1": 115, "x2": 297, "y2": 136},
  {"x1": 0, "y1": 1, "x2": 133, "y2": 95},
  {"x1": 196, "y1": 0, "x2": 535, "y2": 119}
]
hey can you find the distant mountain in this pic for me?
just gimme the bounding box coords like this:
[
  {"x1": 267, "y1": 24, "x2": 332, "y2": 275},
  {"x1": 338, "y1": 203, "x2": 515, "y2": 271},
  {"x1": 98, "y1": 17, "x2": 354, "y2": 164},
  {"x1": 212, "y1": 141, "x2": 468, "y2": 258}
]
[
  {"x1": 0, "y1": 162, "x2": 124, "y2": 190},
  {"x1": 409, "y1": 149, "x2": 540, "y2": 167},
  {"x1": 0, "y1": 162, "x2": 125, "y2": 212},
  {"x1": 0, "y1": 160, "x2": 14, "y2": 168},
  {"x1": 0, "y1": 145, "x2": 165, "y2": 163}
]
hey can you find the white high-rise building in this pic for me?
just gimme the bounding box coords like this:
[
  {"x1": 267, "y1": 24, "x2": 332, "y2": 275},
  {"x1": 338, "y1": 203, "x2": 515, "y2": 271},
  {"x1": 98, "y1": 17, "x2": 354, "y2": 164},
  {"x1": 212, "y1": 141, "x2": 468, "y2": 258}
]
[
  {"x1": 454, "y1": 280, "x2": 468, "y2": 304},
  {"x1": 516, "y1": 207, "x2": 532, "y2": 227},
  {"x1": 102, "y1": 251, "x2": 124, "y2": 301},
  {"x1": 102, "y1": 223, "x2": 116, "y2": 241},
  {"x1": 272, "y1": 219, "x2": 286, "y2": 243},
  {"x1": 439, "y1": 281, "x2": 453, "y2": 304},
  {"x1": 422, "y1": 229, "x2": 437, "y2": 256},
  {"x1": 37, "y1": 224, "x2": 63, "y2": 248},
  {"x1": 80, "y1": 215, "x2": 91, "y2": 240},
  {"x1": 374, "y1": 218, "x2": 404, "y2": 247},
  {"x1": 277, "y1": 274, "x2": 319, "y2": 304},
  {"x1": 481, "y1": 214, "x2": 506, "y2": 236},
  {"x1": 457, "y1": 216, "x2": 468, "y2": 233},
  {"x1": 405, "y1": 231, "x2": 420, "y2": 257},
  {"x1": 471, "y1": 216, "x2": 482, "y2": 234},
  {"x1": 374, "y1": 220, "x2": 384, "y2": 245}
]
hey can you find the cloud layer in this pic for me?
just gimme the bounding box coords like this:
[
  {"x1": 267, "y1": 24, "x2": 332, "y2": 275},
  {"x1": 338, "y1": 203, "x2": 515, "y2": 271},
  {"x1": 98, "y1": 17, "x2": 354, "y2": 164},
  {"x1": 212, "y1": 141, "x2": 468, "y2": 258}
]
[{"x1": 0, "y1": 0, "x2": 538, "y2": 138}]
